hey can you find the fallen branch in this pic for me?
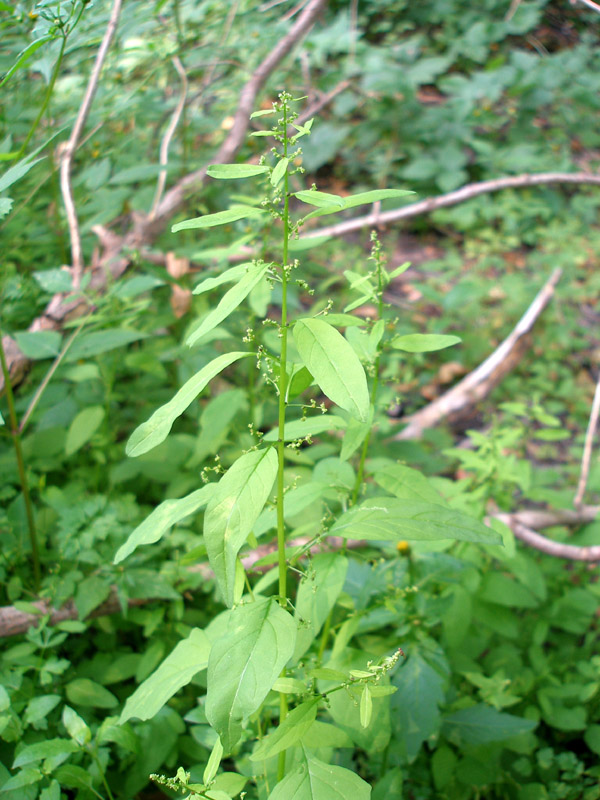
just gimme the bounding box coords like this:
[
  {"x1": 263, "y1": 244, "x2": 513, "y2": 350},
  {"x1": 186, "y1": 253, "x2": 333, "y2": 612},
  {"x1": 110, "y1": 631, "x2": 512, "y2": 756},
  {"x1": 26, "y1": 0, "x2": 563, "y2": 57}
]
[
  {"x1": 393, "y1": 268, "x2": 562, "y2": 440},
  {"x1": 494, "y1": 510, "x2": 600, "y2": 561},
  {"x1": 300, "y1": 172, "x2": 600, "y2": 240},
  {"x1": 0, "y1": 534, "x2": 355, "y2": 639},
  {"x1": 58, "y1": 0, "x2": 123, "y2": 289}
]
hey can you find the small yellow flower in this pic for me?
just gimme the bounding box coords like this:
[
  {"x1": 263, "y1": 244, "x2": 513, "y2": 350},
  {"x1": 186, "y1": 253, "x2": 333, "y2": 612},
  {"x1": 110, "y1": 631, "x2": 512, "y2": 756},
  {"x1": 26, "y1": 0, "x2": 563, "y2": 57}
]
[{"x1": 396, "y1": 540, "x2": 410, "y2": 555}]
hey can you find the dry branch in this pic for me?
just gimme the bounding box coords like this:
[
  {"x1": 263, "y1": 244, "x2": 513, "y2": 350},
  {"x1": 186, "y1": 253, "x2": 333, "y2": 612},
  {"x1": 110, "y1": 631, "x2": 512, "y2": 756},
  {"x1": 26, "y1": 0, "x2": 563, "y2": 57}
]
[
  {"x1": 58, "y1": 0, "x2": 123, "y2": 289},
  {"x1": 393, "y1": 268, "x2": 562, "y2": 440},
  {"x1": 300, "y1": 172, "x2": 600, "y2": 240},
  {"x1": 574, "y1": 373, "x2": 600, "y2": 508},
  {"x1": 494, "y1": 510, "x2": 600, "y2": 561}
]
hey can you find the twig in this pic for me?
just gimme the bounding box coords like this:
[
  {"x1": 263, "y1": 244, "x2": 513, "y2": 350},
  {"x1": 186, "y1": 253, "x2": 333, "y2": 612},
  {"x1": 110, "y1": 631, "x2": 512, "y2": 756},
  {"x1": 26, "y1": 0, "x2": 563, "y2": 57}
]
[
  {"x1": 571, "y1": 0, "x2": 600, "y2": 13},
  {"x1": 574, "y1": 373, "x2": 600, "y2": 508},
  {"x1": 494, "y1": 512, "x2": 600, "y2": 561},
  {"x1": 300, "y1": 172, "x2": 600, "y2": 240},
  {"x1": 505, "y1": 0, "x2": 522, "y2": 21},
  {"x1": 59, "y1": 0, "x2": 122, "y2": 289},
  {"x1": 295, "y1": 79, "x2": 351, "y2": 126},
  {"x1": 393, "y1": 268, "x2": 562, "y2": 440},
  {"x1": 149, "y1": 56, "x2": 188, "y2": 220}
]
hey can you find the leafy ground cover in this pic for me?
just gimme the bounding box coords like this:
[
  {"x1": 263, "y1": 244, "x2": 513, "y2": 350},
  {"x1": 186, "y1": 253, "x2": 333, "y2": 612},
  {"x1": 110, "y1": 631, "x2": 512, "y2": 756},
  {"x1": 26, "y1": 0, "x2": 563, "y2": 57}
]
[{"x1": 1, "y1": 2, "x2": 600, "y2": 799}]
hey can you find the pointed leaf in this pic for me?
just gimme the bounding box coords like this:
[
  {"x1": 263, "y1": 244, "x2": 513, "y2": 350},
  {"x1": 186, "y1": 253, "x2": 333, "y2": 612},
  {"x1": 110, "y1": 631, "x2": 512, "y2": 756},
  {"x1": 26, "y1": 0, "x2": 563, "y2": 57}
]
[
  {"x1": 207, "y1": 164, "x2": 269, "y2": 179},
  {"x1": 443, "y1": 704, "x2": 537, "y2": 745},
  {"x1": 172, "y1": 206, "x2": 266, "y2": 232},
  {"x1": 250, "y1": 699, "x2": 319, "y2": 761},
  {"x1": 329, "y1": 497, "x2": 502, "y2": 544},
  {"x1": 293, "y1": 318, "x2": 370, "y2": 422},
  {"x1": 360, "y1": 685, "x2": 373, "y2": 728},
  {"x1": 205, "y1": 448, "x2": 278, "y2": 606},
  {"x1": 268, "y1": 748, "x2": 370, "y2": 800},
  {"x1": 305, "y1": 188, "x2": 413, "y2": 220},
  {"x1": 126, "y1": 351, "x2": 252, "y2": 456},
  {"x1": 120, "y1": 628, "x2": 211, "y2": 723},
  {"x1": 203, "y1": 737, "x2": 224, "y2": 785},
  {"x1": 65, "y1": 406, "x2": 105, "y2": 456},
  {"x1": 263, "y1": 414, "x2": 347, "y2": 442},
  {"x1": 193, "y1": 262, "x2": 254, "y2": 295},
  {"x1": 392, "y1": 334, "x2": 461, "y2": 353},
  {"x1": 206, "y1": 597, "x2": 296, "y2": 752},
  {"x1": 295, "y1": 190, "x2": 345, "y2": 208},
  {"x1": 114, "y1": 484, "x2": 214, "y2": 563},
  {"x1": 186, "y1": 262, "x2": 269, "y2": 346},
  {"x1": 373, "y1": 464, "x2": 444, "y2": 505},
  {"x1": 391, "y1": 654, "x2": 445, "y2": 760}
]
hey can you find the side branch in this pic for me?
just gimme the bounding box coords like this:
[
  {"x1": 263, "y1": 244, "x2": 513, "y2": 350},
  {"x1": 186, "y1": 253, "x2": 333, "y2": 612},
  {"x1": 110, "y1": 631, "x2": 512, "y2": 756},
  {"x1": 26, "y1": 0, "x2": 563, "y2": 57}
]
[
  {"x1": 58, "y1": 0, "x2": 123, "y2": 288},
  {"x1": 393, "y1": 268, "x2": 562, "y2": 440},
  {"x1": 300, "y1": 172, "x2": 600, "y2": 240}
]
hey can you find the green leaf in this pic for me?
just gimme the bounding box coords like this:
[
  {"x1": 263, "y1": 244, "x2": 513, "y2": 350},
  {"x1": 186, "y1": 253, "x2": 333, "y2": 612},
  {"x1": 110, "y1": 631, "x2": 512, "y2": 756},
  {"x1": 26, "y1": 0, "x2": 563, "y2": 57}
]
[
  {"x1": 360, "y1": 686, "x2": 373, "y2": 728},
  {"x1": 253, "y1": 481, "x2": 328, "y2": 538},
  {"x1": 65, "y1": 679, "x2": 117, "y2": 709},
  {"x1": 24, "y1": 694, "x2": 61, "y2": 726},
  {"x1": 443, "y1": 704, "x2": 537, "y2": 744},
  {"x1": 305, "y1": 188, "x2": 413, "y2": 219},
  {"x1": 301, "y1": 720, "x2": 353, "y2": 748},
  {"x1": 295, "y1": 190, "x2": 345, "y2": 208},
  {"x1": 206, "y1": 597, "x2": 296, "y2": 752},
  {"x1": 250, "y1": 109, "x2": 276, "y2": 118},
  {"x1": 271, "y1": 677, "x2": 307, "y2": 694},
  {"x1": 293, "y1": 318, "x2": 370, "y2": 422},
  {"x1": 120, "y1": 628, "x2": 211, "y2": 723},
  {"x1": 0, "y1": 767, "x2": 42, "y2": 792},
  {"x1": 250, "y1": 699, "x2": 318, "y2": 761},
  {"x1": 172, "y1": 206, "x2": 265, "y2": 232},
  {"x1": 13, "y1": 331, "x2": 62, "y2": 359},
  {"x1": 193, "y1": 262, "x2": 253, "y2": 295},
  {"x1": 268, "y1": 747, "x2": 370, "y2": 800},
  {"x1": 293, "y1": 552, "x2": 348, "y2": 661},
  {"x1": 115, "y1": 484, "x2": 214, "y2": 563},
  {"x1": 0, "y1": 35, "x2": 54, "y2": 88},
  {"x1": 0, "y1": 685, "x2": 8, "y2": 712},
  {"x1": 339, "y1": 414, "x2": 372, "y2": 462},
  {"x1": 391, "y1": 334, "x2": 461, "y2": 353},
  {"x1": 186, "y1": 262, "x2": 270, "y2": 346},
  {"x1": 0, "y1": 410, "x2": 4, "y2": 425},
  {"x1": 62, "y1": 706, "x2": 91, "y2": 746},
  {"x1": 391, "y1": 654, "x2": 445, "y2": 760},
  {"x1": 203, "y1": 737, "x2": 223, "y2": 785},
  {"x1": 329, "y1": 497, "x2": 501, "y2": 544},
  {"x1": 74, "y1": 575, "x2": 111, "y2": 619},
  {"x1": 263, "y1": 414, "x2": 347, "y2": 442},
  {"x1": 271, "y1": 157, "x2": 288, "y2": 187},
  {"x1": 207, "y1": 164, "x2": 269, "y2": 179},
  {"x1": 66, "y1": 329, "x2": 148, "y2": 361},
  {"x1": 65, "y1": 406, "x2": 105, "y2": 456},
  {"x1": 373, "y1": 464, "x2": 445, "y2": 504},
  {"x1": 126, "y1": 352, "x2": 252, "y2": 456},
  {"x1": 205, "y1": 448, "x2": 278, "y2": 606},
  {"x1": 53, "y1": 765, "x2": 92, "y2": 791},
  {"x1": 13, "y1": 739, "x2": 78, "y2": 768}
]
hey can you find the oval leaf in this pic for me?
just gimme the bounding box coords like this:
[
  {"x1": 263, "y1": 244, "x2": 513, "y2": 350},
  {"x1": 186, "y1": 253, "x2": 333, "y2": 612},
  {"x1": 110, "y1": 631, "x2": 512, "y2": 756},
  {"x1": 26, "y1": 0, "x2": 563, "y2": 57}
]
[
  {"x1": 268, "y1": 749, "x2": 370, "y2": 800},
  {"x1": 187, "y1": 262, "x2": 269, "y2": 346},
  {"x1": 205, "y1": 448, "x2": 278, "y2": 606},
  {"x1": 295, "y1": 189, "x2": 345, "y2": 208},
  {"x1": 271, "y1": 157, "x2": 288, "y2": 187},
  {"x1": 207, "y1": 164, "x2": 269, "y2": 179},
  {"x1": 206, "y1": 597, "x2": 296, "y2": 753},
  {"x1": 293, "y1": 318, "x2": 370, "y2": 422},
  {"x1": 126, "y1": 351, "x2": 252, "y2": 457},
  {"x1": 392, "y1": 334, "x2": 461, "y2": 353},
  {"x1": 172, "y1": 206, "x2": 265, "y2": 232},
  {"x1": 65, "y1": 406, "x2": 105, "y2": 456}
]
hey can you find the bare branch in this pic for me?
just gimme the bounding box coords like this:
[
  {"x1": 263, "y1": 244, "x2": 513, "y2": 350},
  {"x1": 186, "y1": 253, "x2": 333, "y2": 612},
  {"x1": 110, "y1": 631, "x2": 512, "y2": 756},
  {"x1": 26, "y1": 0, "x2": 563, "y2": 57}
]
[
  {"x1": 300, "y1": 173, "x2": 600, "y2": 241},
  {"x1": 571, "y1": 0, "x2": 600, "y2": 13},
  {"x1": 574, "y1": 373, "x2": 600, "y2": 508},
  {"x1": 393, "y1": 268, "x2": 562, "y2": 440},
  {"x1": 58, "y1": 0, "x2": 123, "y2": 289},
  {"x1": 149, "y1": 56, "x2": 188, "y2": 220},
  {"x1": 494, "y1": 512, "x2": 600, "y2": 561}
]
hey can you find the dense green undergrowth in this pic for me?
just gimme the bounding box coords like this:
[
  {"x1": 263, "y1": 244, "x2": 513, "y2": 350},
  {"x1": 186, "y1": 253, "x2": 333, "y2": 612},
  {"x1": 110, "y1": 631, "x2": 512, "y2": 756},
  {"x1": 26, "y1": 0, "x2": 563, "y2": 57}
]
[{"x1": 1, "y1": 2, "x2": 600, "y2": 799}]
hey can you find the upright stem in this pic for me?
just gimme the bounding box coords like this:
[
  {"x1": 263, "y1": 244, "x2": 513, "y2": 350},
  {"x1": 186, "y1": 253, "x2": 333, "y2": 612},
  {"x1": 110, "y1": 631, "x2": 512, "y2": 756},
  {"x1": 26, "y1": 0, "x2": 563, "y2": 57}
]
[
  {"x1": 275, "y1": 100, "x2": 290, "y2": 782},
  {"x1": 0, "y1": 335, "x2": 41, "y2": 591}
]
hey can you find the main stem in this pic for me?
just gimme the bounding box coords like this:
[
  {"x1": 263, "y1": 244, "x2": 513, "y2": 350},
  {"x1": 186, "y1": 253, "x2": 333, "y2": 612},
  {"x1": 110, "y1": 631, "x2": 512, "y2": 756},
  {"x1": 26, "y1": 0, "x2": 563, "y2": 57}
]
[
  {"x1": 0, "y1": 334, "x2": 41, "y2": 591},
  {"x1": 275, "y1": 104, "x2": 290, "y2": 782}
]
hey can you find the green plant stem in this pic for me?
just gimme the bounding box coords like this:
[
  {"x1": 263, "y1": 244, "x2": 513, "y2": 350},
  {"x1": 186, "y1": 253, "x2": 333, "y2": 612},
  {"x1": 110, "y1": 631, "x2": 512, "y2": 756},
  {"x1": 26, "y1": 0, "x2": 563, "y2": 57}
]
[
  {"x1": 316, "y1": 607, "x2": 333, "y2": 664},
  {"x1": 0, "y1": 333, "x2": 41, "y2": 591},
  {"x1": 275, "y1": 100, "x2": 291, "y2": 784},
  {"x1": 19, "y1": 33, "x2": 67, "y2": 157},
  {"x1": 89, "y1": 748, "x2": 115, "y2": 800}
]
